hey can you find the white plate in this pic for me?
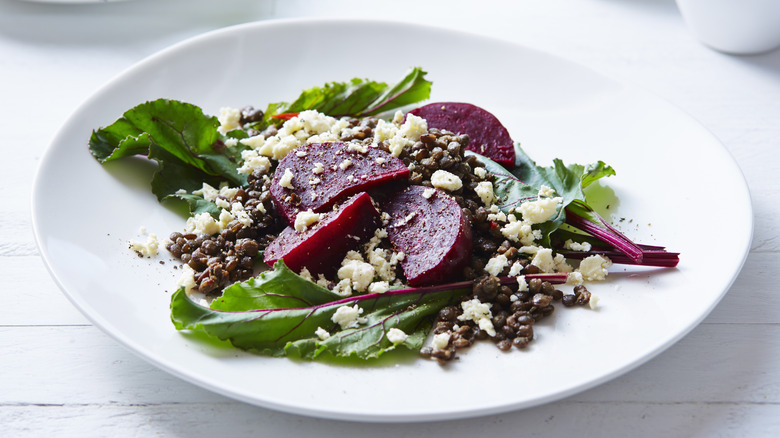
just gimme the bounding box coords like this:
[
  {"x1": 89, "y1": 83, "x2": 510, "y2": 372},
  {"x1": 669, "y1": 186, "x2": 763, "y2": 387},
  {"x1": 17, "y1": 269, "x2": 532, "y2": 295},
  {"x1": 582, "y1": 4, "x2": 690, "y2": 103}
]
[{"x1": 32, "y1": 18, "x2": 752, "y2": 422}]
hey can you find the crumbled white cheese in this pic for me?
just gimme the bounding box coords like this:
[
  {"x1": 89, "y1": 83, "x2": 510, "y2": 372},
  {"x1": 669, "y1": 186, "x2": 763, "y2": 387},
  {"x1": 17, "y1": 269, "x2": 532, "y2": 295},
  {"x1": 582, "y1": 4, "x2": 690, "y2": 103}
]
[
  {"x1": 178, "y1": 265, "x2": 198, "y2": 296},
  {"x1": 215, "y1": 198, "x2": 231, "y2": 209},
  {"x1": 501, "y1": 220, "x2": 541, "y2": 245},
  {"x1": 331, "y1": 304, "x2": 364, "y2": 329},
  {"x1": 430, "y1": 170, "x2": 463, "y2": 192},
  {"x1": 488, "y1": 211, "x2": 508, "y2": 222},
  {"x1": 339, "y1": 159, "x2": 352, "y2": 170},
  {"x1": 375, "y1": 157, "x2": 386, "y2": 165},
  {"x1": 230, "y1": 202, "x2": 253, "y2": 228},
  {"x1": 508, "y1": 261, "x2": 523, "y2": 276},
  {"x1": 294, "y1": 209, "x2": 321, "y2": 232},
  {"x1": 239, "y1": 134, "x2": 265, "y2": 150},
  {"x1": 553, "y1": 253, "x2": 573, "y2": 273},
  {"x1": 399, "y1": 113, "x2": 427, "y2": 142},
  {"x1": 368, "y1": 281, "x2": 390, "y2": 294},
  {"x1": 422, "y1": 188, "x2": 436, "y2": 199},
  {"x1": 474, "y1": 181, "x2": 495, "y2": 206},
  {"x1": 530, "y1": 248, "x2": 556, "y2": 273},
  {"x1": 578, "y1": 255, "x2": 612, "y2": 281},
  {"x1": 347, "y1": 143, "x2": 368, "y2": 154},
  {"x1": 589, "y1": 295, "x2": 600, "y2": 310},
  {"x1": 295, "y1": 150, "x2": 308, "y2": 157},
  {"x1": 279, "y1": 168, "x2": 295, "y2": 189},
  {"x1": 392, "y1": 110, "x2": 404, "y2": 125},
  {"x1": 129, "y1": 233, "x2": 159, "y2": 257},
  {"x1": 566, "y1": 271, "x2": 584, "y2": 285},
  {"x1": 474, "y1": 167, "x2": 488, "y2": 179},
  {"x1": 193, "y1": 183, "x2": 220, "y2": 202},
  {"x1": 185, "y1": 212, "x2": 221, "y2": 235},
  {"x1": 484, "y1": 254, "x2": 509, "y2": 276},
  {"x1": 458, "y1": 298, "x2": 496, "y2": 337},
  {"x1": 299, "y1": 267, "x2": 314, "y2": 281},
  {"x1": 564, "y1": 239, "x2": 592, "y2": 252},
  {"x1": 315, "y1": 327, "x2": 331, "y2": 341},
  {"x1": 337, "y1": 259, "x2": 376, "y2": 292},
  {"x1": 516, "y1": 275, "x2": 528, "y2": 292},
  {"x1": 538, "y1": 184, "x2": 556, "y2": 198},
  {"x1": 517, "y1": 197, "x2": 562, "y2": 224},
  {"x1": 333, "y1": 279, "x2": 353, "y2": 297},
  {"x1": 386, "y1": 328, "x2": 408, "y2": 344},
  {"x1": 217, "y1": 107, "x2": 242, "y2": 134},
  {"x1": 312, "y1": 162, "x2": 325, "y2": 174},
  {"x1": 432, "y1": 332, "x2": 451, "y2": 349},
  {"x1": 308, "y1": 177, "x2": 321, "y2": 186}
]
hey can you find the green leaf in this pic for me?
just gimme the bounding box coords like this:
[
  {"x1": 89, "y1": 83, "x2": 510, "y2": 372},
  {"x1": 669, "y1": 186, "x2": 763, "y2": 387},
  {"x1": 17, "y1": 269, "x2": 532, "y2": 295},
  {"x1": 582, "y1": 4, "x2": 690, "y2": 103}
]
[
  {"x1": 466, "y1": 145, "x2": 615, "y2": 246},
  {"x1": 171, "y1": 262, "x2": 470, "y2": 360},
  {"x1": 210, "y1": 260, "x2": 343, "y2": 311},
  {"x1": 258, "y1": 67, "x2": 432, "y2": 127},
  {"x1": 88, "y1": 99, "x2": 248, "y2": 204}
]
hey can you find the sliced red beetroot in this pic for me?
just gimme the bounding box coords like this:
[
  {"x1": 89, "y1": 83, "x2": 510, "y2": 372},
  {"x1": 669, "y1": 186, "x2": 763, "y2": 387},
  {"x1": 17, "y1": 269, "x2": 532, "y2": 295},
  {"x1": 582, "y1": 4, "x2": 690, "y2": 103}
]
[
  {"x1": 264, "y1": 192, "x2": 380, "y2": 276},
  {"x1": 381, "y1": 185, "x2": 473, "y2": 287},
  {"x1": 409, "y1": 102, "x2": 516, "y2": 168},
  {"x1": 270, "y1": 142, "x2": 409, "y2": 226}
]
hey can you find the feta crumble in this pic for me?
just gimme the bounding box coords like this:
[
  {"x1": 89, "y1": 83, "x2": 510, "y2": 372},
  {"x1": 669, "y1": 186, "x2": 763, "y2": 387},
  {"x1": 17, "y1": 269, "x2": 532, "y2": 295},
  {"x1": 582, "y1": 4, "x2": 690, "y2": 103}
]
[
  {"x1": 315, "y1": 327, "x2": 331, "y2": 341},
  {"x1": 129, "y1": 233, "x2": 159, "y2": 258},
  {"x1": 312, "y1": 162, "x2": 325, "y2": 174},
  {"x1": 484, "y1": 254, "x2": 509, "y2": 276},
  {"x1": 474, "y1": 167, "x2": 488, "y2": 179},
  {"x1": 339, "y1": 159, "x2": 353, "y2": 170},
  {"x1": 517, "y1": 196, "x2": 562, "y2": 224},
  {"x1": 458, "y1": 298, "x2": 496, "y2": 337},
  {"x1": 578, "y1": 255, "x2": 612, "y2": 281},
  {"x1": 337, "y1": 259, "x2": 376, "y2": 292},
  {"x1": 422, "y1": 188, "x2": 436, "y2": 199},
  {"x1": 564, "y1": 239, "x2": 592, "y2": 252},
  {"x1": 217, "y1": 107, "x2": 241, "y2": 134},
  {"x1": 474, "y1": 181, "x2": 495, "y2": 206},
  {"x1": 331, "y1": 304, "x2": 364, "y2": 330},
  {"x1": 432, "y1": 332, "x2": 451, "y2": 349},
  {"x1": 279, "y1": 168, "x2": 295, "y2": 189},
  {"x1": 430, "y1": 170, "x2": 463, "y2": 192},
  {"x1": 386, "y1": 328, "x2": 408, "y2": 344},
  {"x1": 294, "y1": 210, "x2": 321, "y2": 232}
]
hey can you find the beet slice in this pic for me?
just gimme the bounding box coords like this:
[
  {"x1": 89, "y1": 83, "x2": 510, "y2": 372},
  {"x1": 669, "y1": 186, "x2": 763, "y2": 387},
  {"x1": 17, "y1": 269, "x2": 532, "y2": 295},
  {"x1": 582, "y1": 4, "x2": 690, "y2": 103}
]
[
  {"x1": 270, "y1": 142, "x2": 409, "y2": 226},
  {"x1": 409, "y1": 102, "x2": 515, "y2": 168},
  {"x1": 381, "y1": 186, "x2": 473, "y2": 287},
  {"x1": 264, "y1": 192, "x2": 380, "y2": 276}
]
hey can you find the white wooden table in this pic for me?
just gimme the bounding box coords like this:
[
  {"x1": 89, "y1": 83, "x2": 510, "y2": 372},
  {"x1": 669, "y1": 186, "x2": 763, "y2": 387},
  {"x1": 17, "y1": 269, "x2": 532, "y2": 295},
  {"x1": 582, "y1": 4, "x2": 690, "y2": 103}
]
[{"x1": 3, "y1": 0, "x2": 778, "y2": 435}]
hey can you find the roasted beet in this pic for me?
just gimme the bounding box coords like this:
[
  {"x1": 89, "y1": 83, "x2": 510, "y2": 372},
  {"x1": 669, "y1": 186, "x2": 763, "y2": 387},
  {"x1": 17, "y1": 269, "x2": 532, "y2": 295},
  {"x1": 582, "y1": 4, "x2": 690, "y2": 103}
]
[
  {"x1": 270, "y1": 142, "x2": 409, "y2": 226},
  {"x1": 381, "y1": 186, "x2": 473, "y2": 286},
  {"x1": 409, "y1": 102, "x2": 515, "y2": 168},
  {"x1": 264, "y1": 192, "x2": 380, "y2": 276}
]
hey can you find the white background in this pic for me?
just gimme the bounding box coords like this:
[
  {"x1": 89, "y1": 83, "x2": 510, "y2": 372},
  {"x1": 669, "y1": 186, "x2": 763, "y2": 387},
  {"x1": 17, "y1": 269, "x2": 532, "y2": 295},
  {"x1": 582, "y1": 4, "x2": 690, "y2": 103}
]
[{"x1": 2, "y1": 0, "x2": 779, "y2": 436}]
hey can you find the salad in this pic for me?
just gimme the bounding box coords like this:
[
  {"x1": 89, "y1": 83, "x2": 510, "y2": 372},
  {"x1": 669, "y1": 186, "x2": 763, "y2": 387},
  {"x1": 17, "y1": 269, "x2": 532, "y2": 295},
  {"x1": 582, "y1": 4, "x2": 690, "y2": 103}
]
[{"x1": 89, "y1": 67, "x2": 678, "y2": 362}]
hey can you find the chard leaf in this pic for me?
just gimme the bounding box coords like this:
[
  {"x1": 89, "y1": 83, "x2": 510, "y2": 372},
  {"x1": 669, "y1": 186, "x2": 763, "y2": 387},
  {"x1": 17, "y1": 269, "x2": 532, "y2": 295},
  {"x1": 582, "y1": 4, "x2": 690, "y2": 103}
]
[
  {"x1": 258, "y1": 67, "x2": 432, "y2": 127},
  {"x1": 171, "y1": 262, "x2": 470, "y2": 360},
  {"x1": 210, "y1": 260, "x2": 343, "y2": 311},
  {"x1": 88, "y1": 99, "x2": 247, "y2": 202},
  {"x1": 466, "y1": 146, "x2": 615, "y2": 246}
]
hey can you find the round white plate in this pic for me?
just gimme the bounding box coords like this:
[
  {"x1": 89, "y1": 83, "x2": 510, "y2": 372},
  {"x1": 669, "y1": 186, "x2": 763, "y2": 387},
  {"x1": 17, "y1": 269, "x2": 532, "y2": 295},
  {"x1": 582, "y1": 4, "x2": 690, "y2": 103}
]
[{"x1": 32, "y1": 18, "x2": 752, "y2": 422}]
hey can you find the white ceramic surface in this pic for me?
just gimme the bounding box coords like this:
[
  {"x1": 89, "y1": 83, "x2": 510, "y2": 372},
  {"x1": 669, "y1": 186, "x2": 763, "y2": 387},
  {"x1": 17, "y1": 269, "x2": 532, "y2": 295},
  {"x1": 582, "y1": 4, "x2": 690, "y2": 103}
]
[
  {"x1": 31, "y1": 18, "x2": 752, "y2": 422},
  {"x1": 676, "y1": 0, "x2": 780, "y2": 54}
]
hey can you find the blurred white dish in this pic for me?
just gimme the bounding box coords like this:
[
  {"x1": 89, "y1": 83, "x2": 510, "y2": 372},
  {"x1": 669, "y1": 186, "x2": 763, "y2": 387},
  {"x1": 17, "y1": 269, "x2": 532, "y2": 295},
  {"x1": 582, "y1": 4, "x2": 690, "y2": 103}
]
[
  {"x1": 32, "y1": 18, "x2": 752, "y2": 422},
  {"x1": 676, "y1": 0, "x2": 780, "y2": 54}
]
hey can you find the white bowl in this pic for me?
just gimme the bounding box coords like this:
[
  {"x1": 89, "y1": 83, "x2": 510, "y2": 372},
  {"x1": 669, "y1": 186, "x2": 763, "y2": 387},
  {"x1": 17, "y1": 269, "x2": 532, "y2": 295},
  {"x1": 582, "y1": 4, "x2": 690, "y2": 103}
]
[{"x1": 676, "y1": 0, "x2": 780, "y2": 55}]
